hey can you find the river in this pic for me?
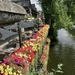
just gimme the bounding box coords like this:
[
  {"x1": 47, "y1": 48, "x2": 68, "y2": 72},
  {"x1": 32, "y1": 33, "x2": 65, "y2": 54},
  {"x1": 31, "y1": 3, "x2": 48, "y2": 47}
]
[{"x1": 48, "y1": 28, "x2": 75, "y2": 75}]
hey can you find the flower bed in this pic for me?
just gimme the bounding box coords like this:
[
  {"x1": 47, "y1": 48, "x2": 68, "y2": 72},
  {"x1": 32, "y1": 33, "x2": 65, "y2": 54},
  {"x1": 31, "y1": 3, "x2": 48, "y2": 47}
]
[
  {"x1": 0, "y1": 25, "x2": 50, "y2": 75},
  {"x1": 40, "y1": 38, "x2": 50, "y2": 70}
]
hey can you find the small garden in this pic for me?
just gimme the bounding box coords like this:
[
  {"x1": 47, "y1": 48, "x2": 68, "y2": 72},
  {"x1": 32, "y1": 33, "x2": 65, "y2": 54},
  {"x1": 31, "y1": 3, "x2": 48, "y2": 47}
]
[{"x1": 0, "y1": 25, "x2": 50, "y2": 75}]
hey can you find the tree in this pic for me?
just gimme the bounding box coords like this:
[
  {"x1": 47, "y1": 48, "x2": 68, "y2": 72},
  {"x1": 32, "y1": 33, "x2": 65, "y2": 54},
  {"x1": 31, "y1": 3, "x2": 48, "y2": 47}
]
[
  {"x1": 38, "y1": 0, "x2": 74, "y2": 40},
  {"x1": 64, "y1": 0, "x2": 75, "y2": 23}
]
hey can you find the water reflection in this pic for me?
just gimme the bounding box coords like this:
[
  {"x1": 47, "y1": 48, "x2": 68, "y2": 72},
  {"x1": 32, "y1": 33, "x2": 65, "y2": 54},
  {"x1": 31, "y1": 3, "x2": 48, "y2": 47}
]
[
  {"x1": 57, "y1": 29, "x2": 75, "y2": 48},
  {"x1": 48, "y1": 28, "x2": 75, "y2": 75}
]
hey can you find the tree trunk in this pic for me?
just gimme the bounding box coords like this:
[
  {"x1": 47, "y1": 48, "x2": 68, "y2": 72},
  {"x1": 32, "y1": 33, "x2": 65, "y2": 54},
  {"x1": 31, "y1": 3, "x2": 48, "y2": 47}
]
[{"x1": 45, "y1": 14, "x2": 57, "y2": 42}]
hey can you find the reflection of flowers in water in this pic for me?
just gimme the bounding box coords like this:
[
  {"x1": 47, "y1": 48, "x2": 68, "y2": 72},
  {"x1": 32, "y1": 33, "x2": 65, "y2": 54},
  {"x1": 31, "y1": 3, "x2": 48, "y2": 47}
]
[{"x1": 49, "y1": 63, "x2": 63, "y2": 75}]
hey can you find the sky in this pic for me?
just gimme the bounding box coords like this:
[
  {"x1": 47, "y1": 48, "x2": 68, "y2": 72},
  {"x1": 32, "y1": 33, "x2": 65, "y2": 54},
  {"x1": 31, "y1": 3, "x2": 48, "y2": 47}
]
[{"x1": 30, "y1": 0, "x2": 42, "y2": 11}]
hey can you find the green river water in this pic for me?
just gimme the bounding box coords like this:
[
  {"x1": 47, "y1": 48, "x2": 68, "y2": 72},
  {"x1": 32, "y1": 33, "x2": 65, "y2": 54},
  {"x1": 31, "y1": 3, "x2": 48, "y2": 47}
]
[{"x1": 48, "y1": 28, "x2": 75, "y2": 75}]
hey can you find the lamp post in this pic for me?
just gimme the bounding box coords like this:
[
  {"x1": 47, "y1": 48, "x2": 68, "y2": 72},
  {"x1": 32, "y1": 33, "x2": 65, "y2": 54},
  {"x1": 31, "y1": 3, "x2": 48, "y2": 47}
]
[{"x1": 17, "y1": 22, "x2": 22, "y2": 47}]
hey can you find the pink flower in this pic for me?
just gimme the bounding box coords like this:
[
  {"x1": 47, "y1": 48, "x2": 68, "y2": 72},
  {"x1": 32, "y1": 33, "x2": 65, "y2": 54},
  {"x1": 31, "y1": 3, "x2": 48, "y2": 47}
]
[{"x1": 3, "y1": 59, "x2": 10, "y2": 65}]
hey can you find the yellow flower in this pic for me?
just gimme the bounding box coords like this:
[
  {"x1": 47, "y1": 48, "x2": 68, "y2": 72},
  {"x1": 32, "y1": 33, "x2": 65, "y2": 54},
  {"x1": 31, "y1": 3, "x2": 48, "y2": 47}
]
[
  {"x1": 0, "y1": 65, "x2": 3, "y2": 70},
  {"x1": 17, "y1": 70, "x2": 22, "y2": 75},
  {"x1": 47, "y1": 38, "x2": 51, "y2": 43},
  {"x1": 23, "y1": 54, "x2": 27, "y2": 58},
  {"x1": 19, "y1": 53, "x2": 23, "y2": 57},
  {"x1": 9, "y1": 71, "x2": 12, "y2": 74},
  {"x1": 0, "y1": 66, "x2": 4, "y2": 73},
  {"x1": 5, "y1": 70, "x2": 8, "y2": 75},
  {"x1": 7, "y1": 65, "x2": 10, "y2": 68},
  {"x1": 0, "y1": 69, "x2": 4, "y2": 73},
  {"x1": 13, "y1": 72, "x2": 17, "y2": 75}
]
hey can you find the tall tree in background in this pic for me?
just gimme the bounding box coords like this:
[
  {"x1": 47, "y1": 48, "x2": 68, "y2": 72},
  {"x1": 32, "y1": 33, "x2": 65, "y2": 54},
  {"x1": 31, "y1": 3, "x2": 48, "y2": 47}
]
[
  {"x1": 38, "y1": 0, "x2": 74, "y2": 40},
  {"x1": 38, "y1": 0, "x2": 56, "y2": 40},
  {"x1": 64, "y1": 0, "x2": 75, "y2": 22}
]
